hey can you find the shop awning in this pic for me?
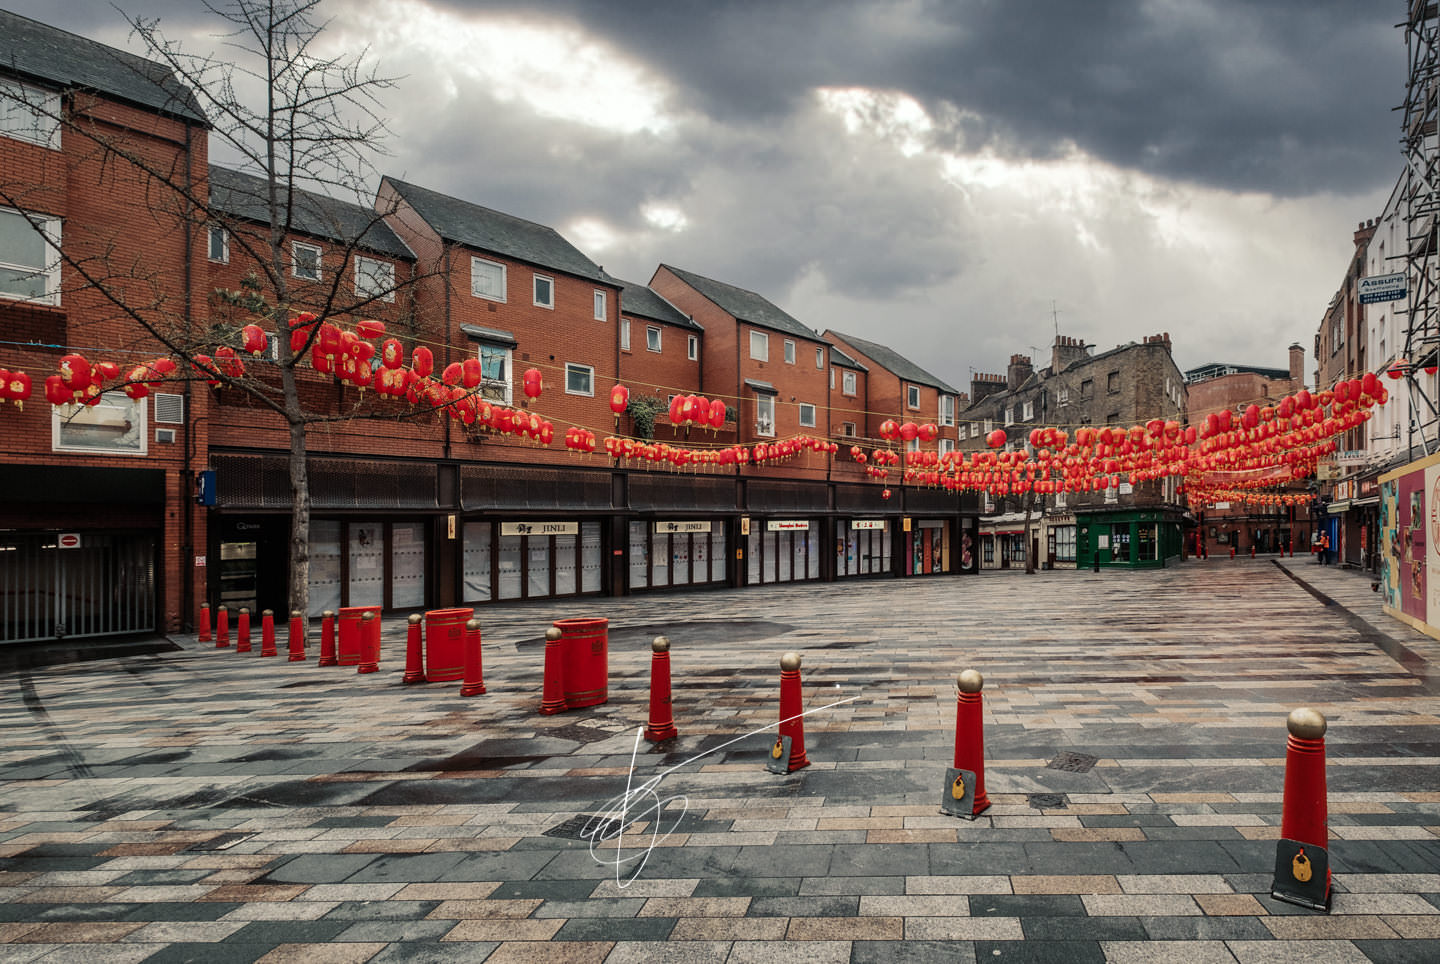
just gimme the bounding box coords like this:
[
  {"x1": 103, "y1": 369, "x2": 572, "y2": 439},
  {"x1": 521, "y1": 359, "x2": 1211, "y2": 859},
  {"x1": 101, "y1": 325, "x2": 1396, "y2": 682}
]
[{"x1": 1350, "y1": 496, "x2": 1379, "y2": 507}]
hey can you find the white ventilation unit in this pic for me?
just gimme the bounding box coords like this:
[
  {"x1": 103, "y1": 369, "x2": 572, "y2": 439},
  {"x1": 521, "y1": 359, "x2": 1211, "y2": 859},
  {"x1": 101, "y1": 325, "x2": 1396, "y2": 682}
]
[
  {"x1": 153, "y1": 393, "x2": 185, "y2": 424},
  {"x1": 155, "y1": 428, "x2": 176, "y2": 444}
]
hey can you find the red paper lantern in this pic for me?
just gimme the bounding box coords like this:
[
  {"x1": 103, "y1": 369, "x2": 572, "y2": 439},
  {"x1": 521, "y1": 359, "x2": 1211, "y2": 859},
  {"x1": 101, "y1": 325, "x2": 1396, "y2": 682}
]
[
  {"x1": 668, "y1": 394, "x2": 685, "y2": 424},
  {"x1": 44, "y1": 374, "x2": 72, "y2": 406},
  {"x1": 986, "y1": 429, "x2": 1006, "y2": 448},
  {"x1": 708, "y1": 398, "x2": 726, "y2": 426},
  {"x1": 441, "y1": 362, "x2": 463, "y2": 386},
  {"x1": 409, "y1": 346, "x2": 432, "y2": 378},
  {"x1": 3, "y1": 370, "x2": 31, "y2": 409},
  {"x1": 523, "y1": 368, "x2": 543, "y2": 400},
  {"x1": 380, "y1": 339, "x2": 404, "y2": 369},
  {"x1": 241, "y1": 324, "x2": 268, "y2": 356},
  {"x1": 879, "y1": 419, "x2": 899, "y2": 440},
  {"x1": 461, "y1": 358, "x2": 483, "y2": 389},
  {"x1": 918, "y1": 423, "x2": 938, "y2": 443},
  {"x1": 609, "y1": 384, "x2": 629, "y2": 415},
  {"x1": 58, "y1": 354, "x2": 90, "y2": 390},
  {"x1": 356, "y1": 319, "x2": 386, "y2": 339},
  {"x1": 881, "y1": 488, "x2": 891, "y2": 500}
]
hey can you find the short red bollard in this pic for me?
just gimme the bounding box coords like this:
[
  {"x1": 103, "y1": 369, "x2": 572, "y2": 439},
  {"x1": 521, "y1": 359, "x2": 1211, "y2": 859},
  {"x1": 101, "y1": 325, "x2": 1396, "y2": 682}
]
[
  {"x1": 460, "y1": 618, "x2": 486, "y2": 696},
  {"x1": 199, "y1": 603, "x2": 212, "y2": 644},
  {"x1": 1230, "y1": 545, "x2": 1236, "y2": 560},
  {"x1": 423, "y1": 608, "x2": 473, "y2": 682},
  {"x1": 777, "y1": 652, "x2": 810, "y2": 772},
  {"x1": 260, "y1": 609, "x2": 277, "y2": 657},
  {"x1": 236, "y1": 608, "x2": 252, "y2": 653},
  {"x1": 287, "y1": 610, "x2": 306, "y2": 662},
  {"x1": 1251, "y1": 544, "x2": 1256, "y2": 559},
  {"x1": 216, "y1": 605, "x2": 230, "y2": 648},
  {"x1": 338, "y1": 606, "x2": 380, "y2": 666},
  {"x1": 644, "y1": 636, "x2": 678, "y2": 742},
  {"x1": 552, "y1": 618, "x2": 608, "y2": 709},
  {"x1": 953, "y1": 670, "x2": 992, "y2": 817},
  {"x1": 318, "y1": 610, "x2": 337, "y2": 667},
  {"x1": 357, "y1": 611, "x2": 380, "y2": 674},
  {"x1": 402, "y1": 614, "x2": 424, "y2": 684},
  {"x1": 1272, "y1": 708, "x2": 1331, "y2": 911},
  {"x1": 539, "y1": 627, "x2": 566, "y2": 715}
]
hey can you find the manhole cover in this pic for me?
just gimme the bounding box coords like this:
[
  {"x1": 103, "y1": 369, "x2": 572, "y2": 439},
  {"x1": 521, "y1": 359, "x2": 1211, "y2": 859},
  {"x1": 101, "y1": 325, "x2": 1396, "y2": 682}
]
[
  {"x1": 186, "y1": 832, "x2": 256, "y2": 852},
  {"x1": 544, "y1": 814, "x2": 625, "y2": 841},
  {"x1": 1046, "y1": 751, "x2": 1098, "y2": 773},
  {"x1": 1028, "y1": 793, "x2": 1067, "y2": 809}
]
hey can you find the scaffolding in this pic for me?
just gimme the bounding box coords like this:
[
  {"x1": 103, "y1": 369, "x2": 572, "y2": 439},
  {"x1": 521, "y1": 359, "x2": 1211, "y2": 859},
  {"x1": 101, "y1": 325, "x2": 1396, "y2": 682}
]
[{"x1": 1402, "y1": 0, "x2": 1440, "y2": 454}]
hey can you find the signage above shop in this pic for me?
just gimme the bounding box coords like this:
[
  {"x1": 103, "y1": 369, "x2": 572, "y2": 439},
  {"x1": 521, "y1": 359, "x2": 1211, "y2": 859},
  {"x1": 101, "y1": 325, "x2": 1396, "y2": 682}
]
[
  {"x1": 768, "y1": 520, "x2": 810, "y2": 531},
  {"x1": 1334, "y1": 450, "x2": 1369, "y2": 467},
  {"x1": 655, "y1": 520, "x2": 711, "y2": 534},
  {"x1": 501, "y1": 521, "x2": 578, "y2": 536},
  {"x1": 851, "y1": 520, "x2": 886, "y2": 530},
  {"x1": 1358, "y1": 272, "x2": 1406, "y2": 305}
]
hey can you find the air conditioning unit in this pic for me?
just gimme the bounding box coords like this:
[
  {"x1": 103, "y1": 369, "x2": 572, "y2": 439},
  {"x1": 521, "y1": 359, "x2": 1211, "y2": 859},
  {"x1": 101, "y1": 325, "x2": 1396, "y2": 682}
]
[{"x1": 155, "y1": 428, "x2": 176, "y2": 444}]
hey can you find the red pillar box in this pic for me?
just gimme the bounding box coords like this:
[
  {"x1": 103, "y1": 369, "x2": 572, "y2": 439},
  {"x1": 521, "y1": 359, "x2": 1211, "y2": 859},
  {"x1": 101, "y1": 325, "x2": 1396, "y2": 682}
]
[
  {"x1": 423, "y1": 608, "x2": 473, "y2": 682},
  {"x1": 552, "y1": 617, "x2": 609, "y2": 709},
  {"x1": 337, "y1": 605, "x2": 381, "y2": 666}
]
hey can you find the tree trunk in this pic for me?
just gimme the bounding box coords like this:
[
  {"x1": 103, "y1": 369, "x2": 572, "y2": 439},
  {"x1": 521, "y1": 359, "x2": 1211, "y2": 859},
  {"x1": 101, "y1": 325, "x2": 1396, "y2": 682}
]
[
  {"x1": 1023, "y1": 492, "x2": 1037, "y2": 574},
  {"x1": 280, "y1": 354, "x2": 311, "y2": 617}
]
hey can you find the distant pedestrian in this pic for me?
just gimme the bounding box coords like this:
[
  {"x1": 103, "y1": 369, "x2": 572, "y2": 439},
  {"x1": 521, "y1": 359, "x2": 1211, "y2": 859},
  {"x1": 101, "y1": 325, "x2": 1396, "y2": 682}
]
[{"x1": 1320, "y1": 532, "x2": 1331, "y2": 565}]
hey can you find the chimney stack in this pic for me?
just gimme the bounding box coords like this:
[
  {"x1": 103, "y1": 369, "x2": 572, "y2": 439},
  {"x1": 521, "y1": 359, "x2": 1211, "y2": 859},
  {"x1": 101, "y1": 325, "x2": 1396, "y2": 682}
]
[
  {"x1": 1289, "y1": 343, "x2": 1304, "y2": 389},
  {"x1": 1006, "y1": 353, "x2": 1033, "y2": 391},
  {"x1": 970, "y1": 372, "x2": 1007, "y2": 404},
  {"x1": 1050, "y1": 334, "x2": 1090, "y2": 373}
]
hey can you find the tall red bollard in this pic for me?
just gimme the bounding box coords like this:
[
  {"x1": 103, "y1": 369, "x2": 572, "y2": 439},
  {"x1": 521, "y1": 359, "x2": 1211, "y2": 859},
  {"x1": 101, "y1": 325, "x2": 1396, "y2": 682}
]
[
  {"x1": 216, "y1": 605, "x2": 230, "y2": 648},
  {"x1": 260, "y1": 609, "x2": 278, "y2": 657},
  {"x1": 287, "y1": 610, "x2": 306, "y2": 662},
  {"x1": 1230, "y1": 545, "x2": 1236, "y2": 560},
  {"x1": 644, "y1": 636, "x2": 678, "y2": 742},
  {"x1": 460, "y1": 618, "x2": 487, "y2": 696},
  {"x1": 1272, "y1": 708, "x2": 1331, "y2": 911},
  {"x1": 953, "y1": 670, "x2": 992, "y2": 816},
  {"x1": 199, "y1": 603, "x2": 212, "y2": 644},
  {"x1": 318, "y1": 610, "x2": 337, "y2": 667},
  {"x1": 1251, "y1": 544, "x2": 1256, "y2": 559},
  {"x1": 236, "y1": 608, "x2": 252, "y2": 653},
  {"x1": 777, "y1": 652, "x2": 810, "y2": 772},
  {"x1": 539, "y1": 627, "x2": 566, "y2": 714},
  {"x1": 357, "y1": 611, "x2": 380, "y2": 674},
  {"x1": 402, "y1": 614, "x2": 424, "y2": 684}
]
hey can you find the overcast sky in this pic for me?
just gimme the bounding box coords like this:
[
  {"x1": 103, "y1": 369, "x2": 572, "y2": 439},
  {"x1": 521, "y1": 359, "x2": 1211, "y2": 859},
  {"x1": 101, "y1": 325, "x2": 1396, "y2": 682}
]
[{"x1": 13, "y1": 0, "x2": 1405, "y2": 391}]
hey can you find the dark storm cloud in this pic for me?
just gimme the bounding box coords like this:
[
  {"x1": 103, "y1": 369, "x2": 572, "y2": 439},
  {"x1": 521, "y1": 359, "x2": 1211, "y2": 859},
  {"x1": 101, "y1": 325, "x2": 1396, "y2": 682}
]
[{"x1": 436, "y1": 0, "x2": 1401, "y2": 197}]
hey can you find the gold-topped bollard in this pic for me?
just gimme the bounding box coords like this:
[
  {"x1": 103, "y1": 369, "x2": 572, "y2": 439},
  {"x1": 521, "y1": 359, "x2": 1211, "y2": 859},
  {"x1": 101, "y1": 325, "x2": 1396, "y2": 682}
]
[
  {"x1": 287, "y1": 610, "x2": 307, "y2": 661},
  {"x1": 317, "y1": 610, "x2": 337, "y2": 667},
  {"x1": 774, "y1": 652, "x2": 809, "y2": 772},
  {"x1": 236, "y1": 607, "x2": 252, "y2": 653},
  {"x1": 644, "y1": 636, "x2": 678, "y2": 742},
  {"x1": 402, "y1": 613, "x2": 425, "y2": 684},
  {"x1": 948, "y1": 669, "x2": 991, "y2": 817},
  {"x1": 1272, "y1": 707, "x2": 1331, "y2": 911},
  {"x1": 539, "y1": 627, "x2": 565, "y2": 714}
]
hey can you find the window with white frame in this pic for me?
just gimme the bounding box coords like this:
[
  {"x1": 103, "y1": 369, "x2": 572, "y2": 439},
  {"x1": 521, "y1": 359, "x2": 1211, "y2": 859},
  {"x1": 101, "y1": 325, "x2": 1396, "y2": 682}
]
[
  {"x1": 842, "y1": 421, "x2": 856, "y2": 436},
  {"x1": 983, "y1": 419, "x2": 993, "y2": 434},
  {"x1": 940, "y1": 438, "x2": 955, "y2": 455},
  {"x1": 565, "y1": 363, "x2": 594, "y2": 396},
  {"x1": 798, "y1": 402, "x2": 816, "y2": 428},
  {"x1": 755, "y1": 393, "x2": 775, "y2": 436},
  {"x1": 471, "y1": 257, "x2": 506, "y2": 301},
  {"x1": 1003, "y1": 407, "x2": 1013, "y2": 425},
  {"x1": 750, "y1": 330, "x2": 768, "y2": 361},
  {"x1": 815, "y1": 347, "x2": 824, "y2": 369},
  {"x1": 1055, "y1": 489, "x2": 1067, "y2": 509},
  {"x1": 843, "y1": 370, "x2": 856, "y2": 395},
  {"x1": 533, "y1": 274, "x2": 554, "y2": 308},
  {"x1": 0, "y1": 207, "x2": 61, "y2": 305},
  {"x1": 594, "y1": 290, "x2": 606, "y2": 320},
  {"x1": 907, "y1": 384, "x2": 920, "y2": 409},
  {"x1": 1058, "y1": 386, "x2": 1070, "y2": 404},
  {"x1": 687, "y1": 334, "x2": 698, "y2": 360},
  {"x1": 906, "y1": 437, "x2": 919, "y2": 452},
  {"x1": 646, "y1": 326, "x2": 662, "y2": 352},
  {"x1": 354, "y1": 256, "x2": 395, "y2": 302},
  {"x1": 52, "y1": 390, "x2": 145, "y2": 456},
  {"x1": 478, "y1": 342, "x2": 512, "y2": 403},
  {"x1": 940, "y1": 395, "x2": 955, "y2": 426},
  {"x1": 784, "y1": 339, "x2": 796, "y2": 364},
  {"x1": 957, "y1": 425, "x2": 967, "y2": 440},
  {"x1": 830, "y1": 369, "x2": 836, "y2": 390},
  {"x1": 0, "y1": 80, "x2": 61, "y2": 149},
  {"x1": 207, "y1": 226, "x2": 228, "y2": 263},
  {"x1": 620, "y1": 319, "x2": 631, "y2": 351},
  {"x1": 292, "y1": 241, "x2": 321, "y2": 281},
  {"x1": 1022, "y1": 400, "x2": 1034, "y2": 421},
  {"x1": 1105, "y1": 481, "x2": 1119, "y2": 503}
]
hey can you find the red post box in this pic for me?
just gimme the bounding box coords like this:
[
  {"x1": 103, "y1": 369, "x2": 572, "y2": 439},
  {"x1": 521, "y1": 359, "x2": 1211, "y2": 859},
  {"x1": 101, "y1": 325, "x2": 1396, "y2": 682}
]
[
  {"x1": 337, "y1": 605, "x2": 381, "y2": 666},
  {"x1": 424, "y1": 608, "x2": 473, "y2": 682},
  {"x1": 552, "y1": 617, "x2": 608, "y2": 709}
]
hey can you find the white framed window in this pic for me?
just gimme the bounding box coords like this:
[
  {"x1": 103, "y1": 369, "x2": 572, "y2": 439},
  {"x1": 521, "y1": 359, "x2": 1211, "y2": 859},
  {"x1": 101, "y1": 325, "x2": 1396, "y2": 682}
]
[
  {"x1": 907, "y1": 384, "x2": 920, "y2": 409},
  {"x1": 1105, "y1": 482, "x2": 1119, "y2": 504},
  {"x1": 565, "y1": 363, "x2": 594, "y2": 396},
  {"x1": 594, "y1": 289, "x2": 606, "y2": 320},
  {"x1": 207, "y1": 226, "x2": 228, "y2": 264},
  {"x1": 940, "y1": 395, "x2": 955, "y2": 426},
  {"x1": 940, "y1": 438, "x2": 955, "y2": 455},
  {"x1": 816, "y1": 347, "x2": 825, "y2": 369},
  {"x1": 906, "y1": 438, "x2": 919, "y2": 453},
  {"x1": 830, "y1": 368, "x2": 836, "y2": 390},
  {"x1": 471, "y1": 257, "x2": 506, "y2": 301},
  {"x1": 798, "y1": 402, "x2": 816, "y2": 428},
  {"x1": 957, "y1": 425, "x2": 967, "y2": 441},
  {"x1": 1004, "y1": 407, "x2": 1014, "y2": 425},
  {"x1": 1022, "y1": 400, "x2": 1034, "y2": 421},
  {"x1": 533, "y1": 274, "x2": 554, "y2": 309},
  {"x1": 292, "y1": 241, "x2": 321, "y2": 281},
  {"x1": 478, "y1": 343, "x2": 512, "y2": 404},
  {"x1": 620, "y1": 319, "x2": 631, "y2": 351},
  {"x1": 0, "y1": 206, "x2": 61, "y2": 305},
  {"x1": 983, "y1": 419, "x2": 993, "y2": 434},
  {"x1": 755, "y1": 394, "x2": 775, "y2": 436},
  {"x1": 646, "y1": 326, "x2": 662, "y2": 352},
  {"x1": 784, "y1": 339, "x2": 796, "y2": 365},
  {"x1": 354, "y1": 256, "x2": 395, "y2": 302},
  {"x1": 687, "y1": 334, "x2": 698, "y2": 360},
  {"x1": 842, "y1": 421, "x2": 856, "y2": 436},
  {"x1": 750, "y1": 330, "x2": 768, "y2": 361},
  {"x1": 52, "y1": 391, "x2": 146, "y2": 456},
  {"x1": 0, "y1": 80, "x2": 61, "y2": 149},
  {"x1": 842, "y1": 370, "x2": 856, "y2": 396},
  {"x1": 1058, "y1": 386, "x2": 1070, "y2": 405}
]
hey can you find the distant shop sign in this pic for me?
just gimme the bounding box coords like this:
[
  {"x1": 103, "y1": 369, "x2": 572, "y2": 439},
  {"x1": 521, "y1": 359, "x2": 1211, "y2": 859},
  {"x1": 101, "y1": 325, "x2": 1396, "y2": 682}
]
[
  {"x1": 655, "y1": 520, "x2": 710, "y2": 534},
  {"x1": 1335, "y1": 450, "x2": 1368, "y2": 466},
  {"x1": 1358, "y1": 272, "x2": 1407, "y2": 304},
  {"x1": 501, "y1": 521, "x2": 577, "y2": 536},
  {"x1": 768, "y1": 520, "x2": 810, "y2": 531}
]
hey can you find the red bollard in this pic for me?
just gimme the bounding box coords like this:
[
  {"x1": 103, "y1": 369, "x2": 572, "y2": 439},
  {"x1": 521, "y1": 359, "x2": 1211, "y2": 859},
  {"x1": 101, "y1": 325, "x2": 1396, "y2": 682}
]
[
  {"x1": 260, "y1": 609, "x2": 277, "y2": 657},
  {"x1": 1273, "y1": 707, "x2": 1331, "y2": 910},
  {"x1": 1251, "y1": 544, "x2": 1256, "y2": 559},
  {"x1": 318, "y1": 610, "x2": 337, "y2": 667},
  {"x1": 539, "y1": 627, "x2": 566, "y2": 714},
  {"x1": 460, "y1": 618, "x2": 486, "y2": 696},
  {"x1": 1230, "y1": 545, "x2": 1236, "y2": 560},
  {"x1": 199, "y1": 603, "x2": 212, "y2": 644},
  {"x1": 954, "y1": 670, "x2": 992, "y2": 816},
  {"x1": 644, "y1": 636, "x2": 678, "y2": 742},
  {"x1": 357, "y1": 611, "x2": 380, "y2": 674},
  {"x1": 236, "y1": 608, "x2": 252, "y2": 653},
  {"x1": 402, "y1": 614, "x2": 424, "y2": 684},
  {"x1": 216, "y1": 605, "x2": 230, "y2": 648},
  {"x1": 777, "y1": 652, "x2": 810, "y2": 772},
  {"x1": 287, "y1": 610, "x2": 306, "y2": 662}
]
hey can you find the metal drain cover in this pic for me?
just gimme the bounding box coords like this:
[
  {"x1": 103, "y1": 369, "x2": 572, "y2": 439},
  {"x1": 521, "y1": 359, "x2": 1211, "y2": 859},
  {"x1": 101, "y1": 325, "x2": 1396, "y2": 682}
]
[
  {"x1": 1046, "y1": 751, "x2": 1099, "y2": 773},
  {"x1": 1028, "y1": 793, "x2": 1068, "y2": 810},
  {"x1": 544, "y1": 814, "x2": 626, "y2": 841}
]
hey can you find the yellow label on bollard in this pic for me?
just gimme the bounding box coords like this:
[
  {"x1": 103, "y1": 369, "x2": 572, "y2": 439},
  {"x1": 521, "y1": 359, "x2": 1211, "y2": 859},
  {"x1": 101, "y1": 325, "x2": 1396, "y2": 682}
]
[
  {"x1": 771, "y1": 738, "x2": 784, "y2": 760},
  {"x1": 951, "y1": 775, "x2": 966, "y2": 800},
  {"x1": 1292, "y1": 849, "x2": 1312, "y2": 883}
]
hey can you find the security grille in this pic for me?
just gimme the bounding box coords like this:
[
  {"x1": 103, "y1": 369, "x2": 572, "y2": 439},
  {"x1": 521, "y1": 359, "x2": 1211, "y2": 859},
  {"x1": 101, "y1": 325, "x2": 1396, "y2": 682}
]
[
  {"x1": 153, "y1": 393, "x2": 185, "y2": 424},
  {"x1": 0, "y1": 532, "x2": 157, "y2": 644}
]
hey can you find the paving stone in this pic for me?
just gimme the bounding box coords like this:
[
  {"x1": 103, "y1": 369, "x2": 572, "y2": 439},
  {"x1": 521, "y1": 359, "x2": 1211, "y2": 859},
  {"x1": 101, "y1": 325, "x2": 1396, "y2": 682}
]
[{"x1": 972, "y1": 941, "x2": 1106, "y2": 964}]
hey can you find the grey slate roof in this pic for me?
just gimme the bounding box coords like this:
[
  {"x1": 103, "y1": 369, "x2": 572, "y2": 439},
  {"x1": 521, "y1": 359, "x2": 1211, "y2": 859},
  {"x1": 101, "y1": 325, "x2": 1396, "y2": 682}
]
[
  {"x1": 384, "y1": 177, "x2": 610, "y2": 284},
  {"x1": 210, "y1": 166, "x2": 413, "y2": 261},
  {"x1": 0, "y1": 9, "x2": 206, "y2": 124},
  {"x1": 617, "y1": 280, "x2": 701, "y2": 331},
  {"x1": 659, "y1": 264, "x2": 820, "y2": 342},
  {"x1": 827, "y1": 343, "x2": 867, "y2": 372},
  {"x1": 826, "y1": 330, "x2": 959, "y2": 394}
]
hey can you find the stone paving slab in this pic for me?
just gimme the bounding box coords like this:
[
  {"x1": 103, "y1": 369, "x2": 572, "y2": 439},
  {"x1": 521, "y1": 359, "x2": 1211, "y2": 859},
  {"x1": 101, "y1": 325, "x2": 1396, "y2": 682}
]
[{"x1": 1, "y1": 557, "x2": 1438, "y2": 961}]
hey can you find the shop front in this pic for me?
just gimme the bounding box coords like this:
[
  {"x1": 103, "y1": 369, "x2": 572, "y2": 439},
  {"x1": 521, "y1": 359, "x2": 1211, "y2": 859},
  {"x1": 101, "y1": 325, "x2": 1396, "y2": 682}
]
[
  {"x1": 835, "y1": 518, "x2": 893, "y2": 577},
  {"x1": 1044, "y1": 513, "x2": 1077, "y2": 570},
  {"x1": 745, "y1": 517, "x2": 822, "y2": 585},
  {"x1": 1075, "y1": 509, "x2": 1183, "y2": 568},
  {"x1": 905, "y1": 518, "x2": 950, "y2": 574},
  {"x1": 462, "y1": 520, "x2": 604, "y2": 603},
  {"x1": 628, "y1": 519, "x2": 729, "y2": 591}
]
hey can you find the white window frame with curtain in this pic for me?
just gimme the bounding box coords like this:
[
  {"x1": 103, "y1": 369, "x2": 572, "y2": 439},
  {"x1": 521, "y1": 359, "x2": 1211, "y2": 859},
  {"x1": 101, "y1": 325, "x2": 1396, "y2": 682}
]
[
  {"x1": 565, "y1": 362, "x2": 594, "y2": 396},
  {"x1": 1, "y1": 80, "x2": 61, "y2": 149},
  {"x1": 647, "y1": 325, "x2": 662, "y2": 352},
  {"x1": 0, "y1": 206, "x2": 61, "y2": 305},
  {"x1": 907, "y1": 384, "x2": 920, "y2": 409},
  {"x1": 784, "y1": 340, "x2": 796, "y2": 364},
  {"x1": 755, "y1": 393, "x2": 775, "y2": 436},
  {"x1": 798, "y1": 402, "x2": 816, "y2": 428},
  {"x1": 620, "y1": 319, "x2": 631, "y2": 351},
  {"x1": 533, "y1": 273, "x2": 554, "y2": 308},
  {"x1": 594, "y1": 289, "x2": 606, "y2": 320},
  {"x1": 292, "y1": 240, "x2": 322, "y2": 280},
  {"x1": 687, "y1": 334, "x2": 698, "y2": 360},
  {"x1": 940, "y1": 395, "x2": 954, "y2": 426},
  {"x1": 750, "y1": 330, "x2": 768, "y2": 361},
  {"x1": 478, "y1": 342, "x2": 512, "y2": 403},
  {"x1": 471, "y1": 257, "x2": 506, "y2": 301},
  {"x1": 354, "y1": 255, "x2": 395, "y2": 302},
  {"x1": 843, "y1": 370, "x2": 856, "y2": 395},
  {"x1": 208, "y1": 226, "x2": 228, "y2": 263}
]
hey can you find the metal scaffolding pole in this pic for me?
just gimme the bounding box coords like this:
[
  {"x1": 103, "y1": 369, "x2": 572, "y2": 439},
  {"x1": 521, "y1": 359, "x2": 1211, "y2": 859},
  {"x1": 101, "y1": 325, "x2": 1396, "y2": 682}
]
[{"x1": 1402, "y1": 0, "x2": 1440, "y2": 455}]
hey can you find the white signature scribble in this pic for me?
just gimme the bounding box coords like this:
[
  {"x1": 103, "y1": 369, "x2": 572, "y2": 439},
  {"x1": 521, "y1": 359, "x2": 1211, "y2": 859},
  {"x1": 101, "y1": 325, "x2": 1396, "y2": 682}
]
[{"x1": 579, "y1": 695, "x2": 862, "y2": 887}]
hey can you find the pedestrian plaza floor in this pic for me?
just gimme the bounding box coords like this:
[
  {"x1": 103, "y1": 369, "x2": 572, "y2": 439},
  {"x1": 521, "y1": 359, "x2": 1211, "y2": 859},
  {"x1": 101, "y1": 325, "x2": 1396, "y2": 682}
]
[{"x1": 2, "y1": 557, "x2": 1439, "y2": 963}]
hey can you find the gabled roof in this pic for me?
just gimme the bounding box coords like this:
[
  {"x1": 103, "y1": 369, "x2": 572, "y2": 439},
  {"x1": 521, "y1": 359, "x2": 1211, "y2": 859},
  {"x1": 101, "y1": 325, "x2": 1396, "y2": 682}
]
[
  {"x1": 1184, "y1": 362, "x2": 1289, "y2": 383},
  {"x1": 210, "y1": 166, "x2": 413, "y2": 261},
  {"x1": 617, "y1": 280, "x2": 702, "y2": 332},
  {"x1": 659, "y1": 264, "x2": 820, "y2": 341},
  {"x1": 0, "y1": 9, "x2": 206, "y2": 124},
  {"x1": 384, "y1": 177, "x2": 610, "y2": 284},
  {"x1": 827, "y1": 343, "x2": 867, "y2": 372},
  {"x1": 826, "y1": 330, "x2": 959, "y2": 394}
]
